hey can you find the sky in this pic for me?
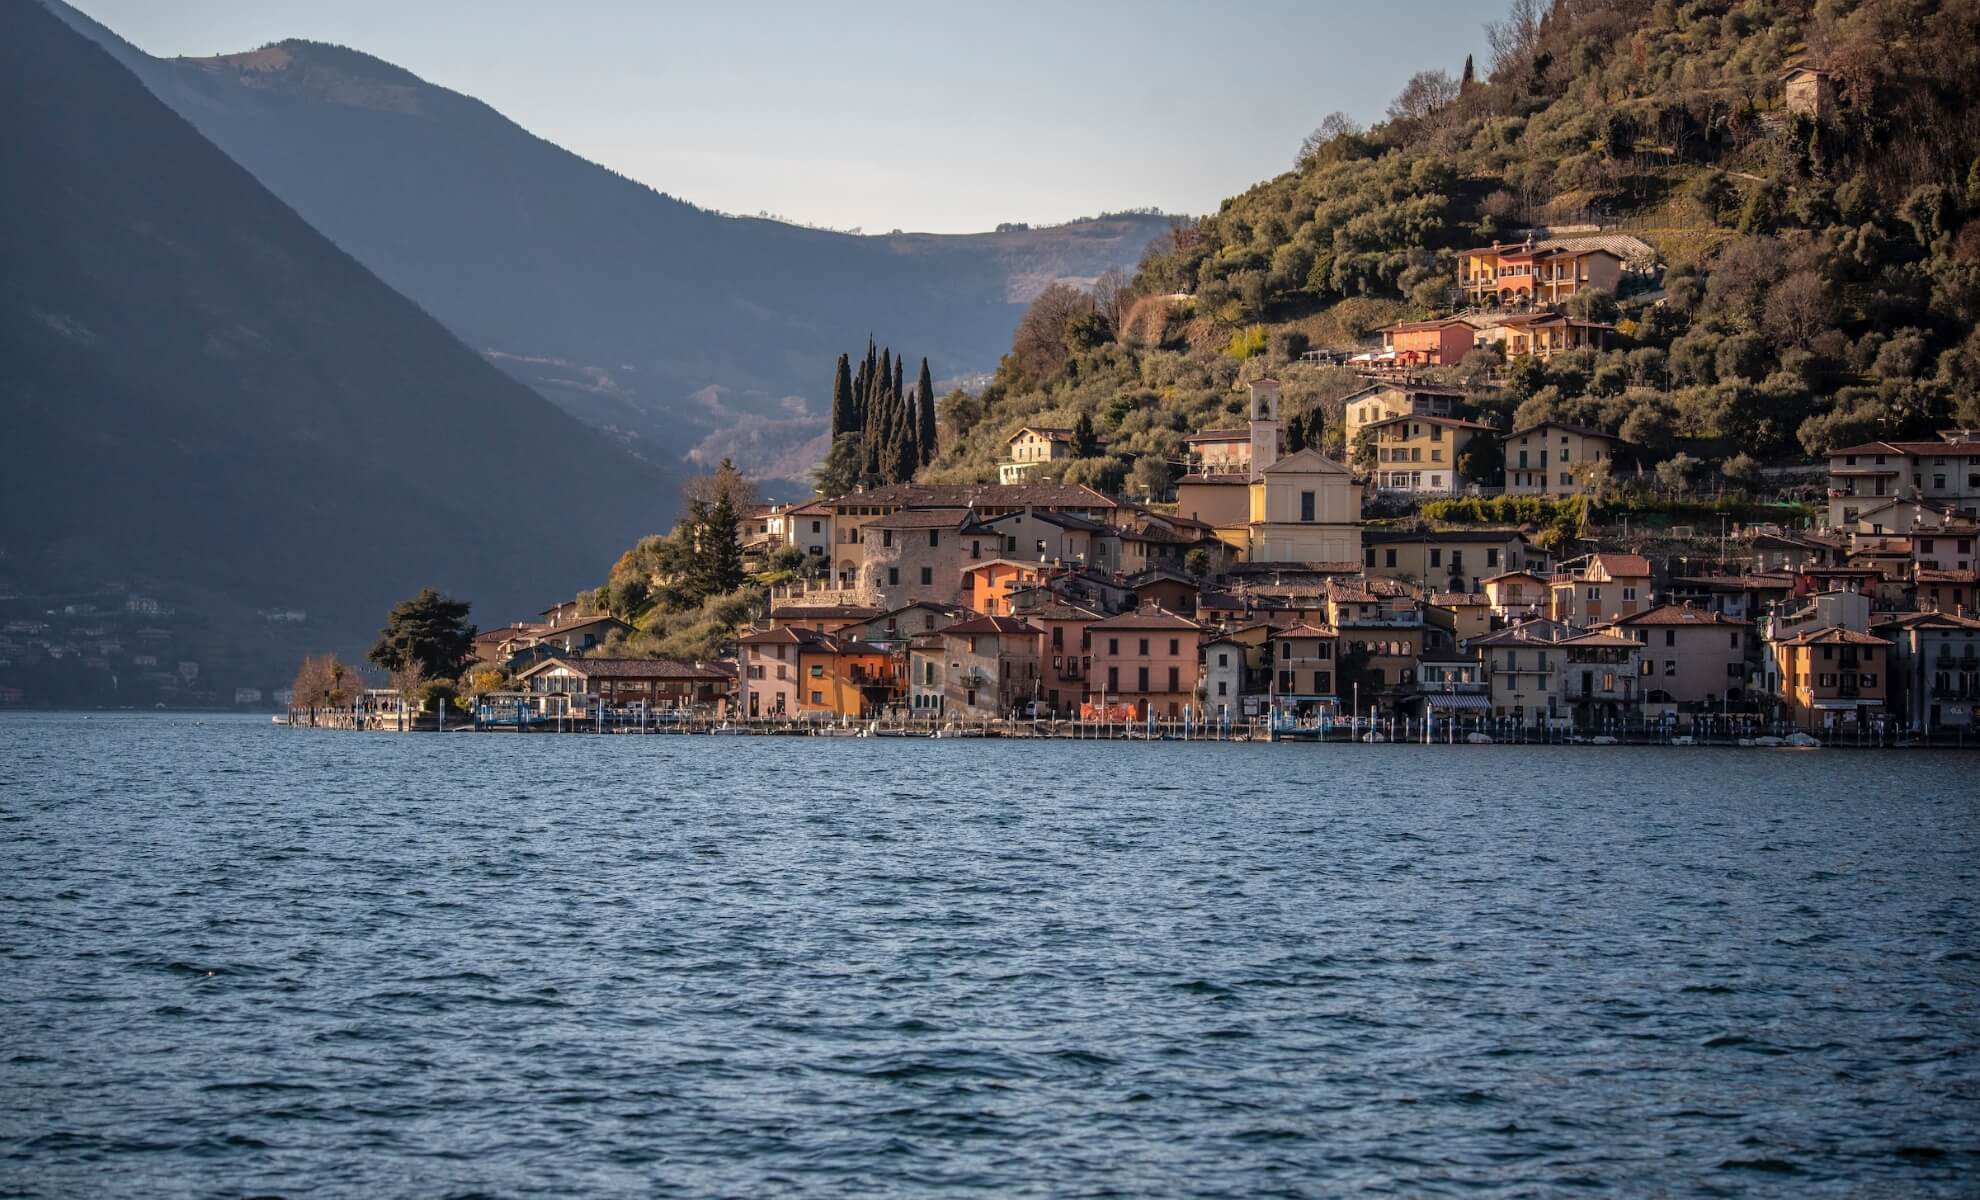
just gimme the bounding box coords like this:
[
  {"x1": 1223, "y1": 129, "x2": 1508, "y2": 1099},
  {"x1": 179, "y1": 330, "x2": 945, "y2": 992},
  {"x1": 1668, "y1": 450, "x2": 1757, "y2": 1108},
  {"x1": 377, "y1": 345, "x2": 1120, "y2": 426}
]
[{"x1": 72, "y1": 0, "x2": 1493, "y2": 235}]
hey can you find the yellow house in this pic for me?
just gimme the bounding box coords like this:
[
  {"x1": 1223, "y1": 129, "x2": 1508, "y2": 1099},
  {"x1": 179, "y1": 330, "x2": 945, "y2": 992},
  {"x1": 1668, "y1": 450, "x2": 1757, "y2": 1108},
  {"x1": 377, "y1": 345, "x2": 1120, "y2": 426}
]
[
  {"x1": 1548, "y1": 553, "x2": 1652, "y2": 626},
  {"x1": 999, "y1": 426, "x2": 1077, "y2": 483},
  {"x1": 1364, "y1": 415, "x2": 1495, "y2": 496},
  {"x1": 1469, "y1": 313, "x2": 1614, "y2": 361},
  {"x1": 1342, "y1": 383, "x2": 1465, "y2": 468},
  {"x1": 1247, "y1": 448, "x2": 1362, "y2": 564},
  {"x1": 1503, "y1": 421, "x2": 1621, "y2": 497}
]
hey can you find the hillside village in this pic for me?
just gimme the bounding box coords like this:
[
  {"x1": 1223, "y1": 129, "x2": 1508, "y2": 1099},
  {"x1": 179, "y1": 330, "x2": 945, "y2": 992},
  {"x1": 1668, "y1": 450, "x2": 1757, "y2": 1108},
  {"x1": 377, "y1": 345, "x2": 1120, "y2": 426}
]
[{"x1": 446, "y1": 368, "x2": 1980, "y2": 740}]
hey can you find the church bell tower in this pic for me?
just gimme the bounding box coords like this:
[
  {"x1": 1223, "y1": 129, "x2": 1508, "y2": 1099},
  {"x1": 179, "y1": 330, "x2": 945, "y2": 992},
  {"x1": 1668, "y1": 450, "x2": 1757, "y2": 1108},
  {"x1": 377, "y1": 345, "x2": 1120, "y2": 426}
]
[{"x1": 1247, "y1": 376, "x2": 1282, "y2": 482}]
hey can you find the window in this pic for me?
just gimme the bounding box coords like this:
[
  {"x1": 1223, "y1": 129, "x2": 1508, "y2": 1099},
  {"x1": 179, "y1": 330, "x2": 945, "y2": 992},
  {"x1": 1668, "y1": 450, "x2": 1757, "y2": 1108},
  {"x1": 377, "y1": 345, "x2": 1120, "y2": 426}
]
[
  {"x1": 1108, "y1": 638, "x2": 1119, "y2": 655},
  {"x1": 1167, "y1": 667, "x2": 1179, "y2": 692},
  {"x1": 1315, "y1": 671, "x2": 1331, "y2": 693},
  {"x1": 1169, "y1": 638, "x2": 1180, "y2": 655},
  {"x1": 1730, "y1": 632, "x2": 1740, "y2": 648},
  {"x1": 881, "y1": 528, "x2": 893, "y2": 547},
  {"x1": 1665, "y1": 660, "x2": 1677, "y2": 677},
  {"x1": 1364, "y1": 548, "x2": 1376, "y2": 567},
  {"x1": 1137, "y1": 666, "x2": 1149, "y2": 691},
  {"x1": 1217, "y1": 680, "x2": 1227, "y2": 696},
  {"x1": 1587, "y1": 586, "x2": 1601, "y2": 600},
  {"x1": 1819, "y1": 672, "x2": 1837, "y2": 688},
  {"x1": 1138, "y1": 638, "x2": 1149, "y2": 655},
  {"x1": 1487, "y1": 549, "x2": 1499, "y2": 567},
  {"x1": 1727, "y1": 662, "x2": 1744, "y2": 678},
  {"x1": 1300, "y1": 491, "x2": 1315, "y2": 522},
  {"x1": 811, "y1": 520, "x2": 821, "y2": 534},
  {"x1": 970, "y1": 540, "x2": 982, "y2": 559},
  {"x1": 1385, "y1": 549, "x2": 1398, "y2": 568},
  {"x1": 1560, "y1": 472, "x2": 1573, "y2": 487},
  {"x1": 1861, "y1": 672, "x2": 1877, "y2": 687},
  {"x1": 1430, "y1": 549, "x2": 1443, "y2": 568},
  {"x1": 1107, "y1": 666, "x2": 1119, "y2": 691},
  {"x1": 887, "y1": 567, "x2": 900, "y2": 585},
  {"x1": 920, "y1": 567, "x2": 933, "y2": 585},
  {"x1": 1281, "y1": 641, "x2": 1292, "y2": 660},
  {"x1": 809, "y1": 664, "x2": 824, "y2": 678},
  {"x1": 1622, "y1": 587, "x2": 1636, "y2": 601},
  {"x1": 810, "y1": 690, "x2": 822, "y2": 704},
  {"x1": 1665, "y1": 630, "x2": 1676, "y2": 647}
]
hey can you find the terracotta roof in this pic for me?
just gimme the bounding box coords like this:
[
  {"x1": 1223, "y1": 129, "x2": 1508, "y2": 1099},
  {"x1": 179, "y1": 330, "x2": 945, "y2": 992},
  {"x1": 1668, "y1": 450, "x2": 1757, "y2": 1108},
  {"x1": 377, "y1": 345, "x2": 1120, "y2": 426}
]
[
  {"x1": 1504, "y1": 420, "x2": 1618, "y2": 441},
  {"x1": 825, "y1": 482, "x2": 1117, "y2": 509},
  {"x1": 866, "y1": 507, "x2": 979, "y2": 530},
  {"x1": 1557, "y1": 632, "x2": 1642, "y2": 649},
  {"x1": 1270, "y1": 623, "x2": 1337, "y2": 639},
  {"x1": 1361, "y1": 413, "x2": 1498, "y2": 432},
  {"x1": 1917, "y1": 569, "x2": 1979, "y2": 584},
  {"x1": 1380, "y1": 317, "x2": 1475, "y2": 333},
  {"x1": 944, "y1": 615, "x2": 1043, "y2": 637},
  {"x1": 1087, "y1": 606, "x2": 1203, "y2": 632},
  {"x1": 1586, "y1": 553, "x2": 1652, "y2": 578},
  {"x1": 1828, "y1": 439, "x2": 1980, "y2": 457},
  {"x1": 1185, "y1": 428, "x2": 1250, "y2": 443},
  {"x1": 1429, "y1": 592, "x2": 1491, "y2": 606},
  {"x1": 1606, "y1": 604, "x2": 1750, "y2": 627},
  {"x1": 516, "y1": 656, "x2": 728, "y2": 681},
  {"x1": 1363, "y1": 527, "x2": 1527, "y2": 545},
  {"x1": 1777, "y1": 626, "x2": 1889, "y2": 647},
  {"x1": 770, "y1": 605, "x2": 885, "y2": 620}
]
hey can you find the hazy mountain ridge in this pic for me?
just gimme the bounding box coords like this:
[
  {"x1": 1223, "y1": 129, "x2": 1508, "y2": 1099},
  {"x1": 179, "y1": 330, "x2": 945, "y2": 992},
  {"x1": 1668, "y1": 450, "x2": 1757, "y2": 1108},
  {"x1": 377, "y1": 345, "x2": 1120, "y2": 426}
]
[
  {"x1": 0, "y1": 0, "x2": 673, "y2": 646},
  {"x1": 47, "y1": 1, "x2": 1170, "y2": 486}
]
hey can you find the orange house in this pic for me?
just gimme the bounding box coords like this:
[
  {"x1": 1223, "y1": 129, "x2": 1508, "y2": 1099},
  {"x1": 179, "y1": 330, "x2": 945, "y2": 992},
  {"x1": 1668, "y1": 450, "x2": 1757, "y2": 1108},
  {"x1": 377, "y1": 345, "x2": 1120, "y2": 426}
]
[
  {"x1": 962, "y1": 558, "x2": 1046, "y2": 616},
  {"x1": 1771, "y1": 626, "x2": 1888, "y2": 731},
  {"x1": 796, "y1": 636, "x2": 897, "y2": 717},
  {"x1": 1459, "y1": 242, "x2": 1623, "y2": 306},
  {"x1": 1377, "y1": 318, "x2": 1476, "y2": 366},
  {"x1": 1086, "y1": 605, "x2": 1204, "y2": 720}
]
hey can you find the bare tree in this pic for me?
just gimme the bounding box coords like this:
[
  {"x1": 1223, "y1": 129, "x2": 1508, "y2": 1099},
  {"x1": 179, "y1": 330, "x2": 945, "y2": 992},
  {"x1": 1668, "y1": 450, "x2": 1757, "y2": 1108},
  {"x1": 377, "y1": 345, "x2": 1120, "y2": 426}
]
[
  {"x1": 1011, "y1": 283, "x2": 1097, "y2": 389},
  {"x1": 1092, "y1": 267, "x2": 1134, "y2": 332},
  {"x1": 1388, "y1": 70, "x2": 1461, "y2": 127},
  {"x1": 1296, "y1": 111, "x2": 1363, "y2": 167},
  {"x1": 1485, "y1": 0, "x2": 1542, "y2": 79},
  {"x1": 680, "y1": 456, "x2": 757, "y2": 513},
  {"x1": 1762, "y1": 271, "x2": 1835, "y2": 348}
]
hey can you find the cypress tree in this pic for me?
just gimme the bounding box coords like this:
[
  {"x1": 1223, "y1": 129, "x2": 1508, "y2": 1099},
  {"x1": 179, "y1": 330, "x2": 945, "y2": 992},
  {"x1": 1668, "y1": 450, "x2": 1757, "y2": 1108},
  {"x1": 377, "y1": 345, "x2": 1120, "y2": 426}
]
[
  {"x1": 915, "y1": 358, "x2": 936, "y2": 463},
  {"x1": 886, "y1": 388, "x2": 917, "y2": 482},
  {"x1": 892, "y1": 354, "x2": 904, "y2": 413},
  {"x1": 1071, "y1": 410, "x2": 1100, "y2": 458},
  {"x1": 830, "y1": 352, "x2": 854, "y2": 437},
  {"x1": 702, "y1": 493, "x2": 746, "y2": 594}
]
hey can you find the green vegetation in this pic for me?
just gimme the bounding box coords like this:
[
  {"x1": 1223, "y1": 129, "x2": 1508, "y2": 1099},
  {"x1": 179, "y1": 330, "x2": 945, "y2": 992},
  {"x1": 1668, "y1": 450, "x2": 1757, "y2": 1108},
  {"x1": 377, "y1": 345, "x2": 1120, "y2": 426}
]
[
  {"x1": 814, "y1": 341, "x2": 942, "y2": 495},
  {"x1": 367, "y1": 588, "x2": 476, "y2": 682},
  {"x1": 925, "y1": 0, "x2": 1980, "y2": 490},
  {"x1": 582, "y1": 459, "x2": 777, "y2": 662}
]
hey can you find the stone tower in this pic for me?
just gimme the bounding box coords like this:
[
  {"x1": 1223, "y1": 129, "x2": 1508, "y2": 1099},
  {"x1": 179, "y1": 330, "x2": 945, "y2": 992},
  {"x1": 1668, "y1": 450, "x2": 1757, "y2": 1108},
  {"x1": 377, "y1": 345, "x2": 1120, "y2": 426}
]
[{"x1": 1247, "y1": 376, "x2": 1282, "y2": 482}]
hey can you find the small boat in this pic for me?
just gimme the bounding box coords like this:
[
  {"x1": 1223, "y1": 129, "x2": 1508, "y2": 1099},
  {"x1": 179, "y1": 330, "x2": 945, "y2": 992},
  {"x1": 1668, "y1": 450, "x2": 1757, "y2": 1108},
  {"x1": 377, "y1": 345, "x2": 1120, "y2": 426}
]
[
  {"x1": 1465, "y1": 732, "x2": 1494, "y2": 745},
  {"x1": 1589, "y1": 735, "x2": 1619, "y2": 745},
  {"x1": 271, "y1": 715, "x2": 290, "y2": 726},
  {"x1": 1671, "y1": 735, "x2": 1695, "y2": 746},
  {"x1": 1751, "y1": 735, "x2": 1784, "y2": 747},
  {"x1": 1782, "y1": 731, "x2": 1822, "y2": 748},
  {"x1": 1361, "y1": 731, "x2": 1386, "y2": 743}
]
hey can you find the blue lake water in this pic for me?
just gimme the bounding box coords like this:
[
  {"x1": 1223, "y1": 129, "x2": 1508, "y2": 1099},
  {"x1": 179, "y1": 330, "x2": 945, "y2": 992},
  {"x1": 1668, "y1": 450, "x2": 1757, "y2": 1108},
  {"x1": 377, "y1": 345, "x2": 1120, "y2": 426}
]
[{"x1": 1, "y1": 712, "x2": 1977, "y2": 1197}]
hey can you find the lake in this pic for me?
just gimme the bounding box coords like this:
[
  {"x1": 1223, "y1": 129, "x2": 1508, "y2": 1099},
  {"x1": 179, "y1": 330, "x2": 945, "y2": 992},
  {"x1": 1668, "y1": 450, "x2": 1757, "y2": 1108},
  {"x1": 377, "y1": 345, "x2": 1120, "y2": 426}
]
[{"x1": 2, "y1": 713, "x2": 1976, "y2": 1196}]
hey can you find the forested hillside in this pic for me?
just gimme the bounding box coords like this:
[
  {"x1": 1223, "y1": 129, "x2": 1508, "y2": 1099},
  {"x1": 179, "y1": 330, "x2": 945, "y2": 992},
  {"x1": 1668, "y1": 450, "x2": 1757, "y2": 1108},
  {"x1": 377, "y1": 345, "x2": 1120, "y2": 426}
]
[{"x1": 930, "y1": 0, "x2": 1980, "y2": 493}]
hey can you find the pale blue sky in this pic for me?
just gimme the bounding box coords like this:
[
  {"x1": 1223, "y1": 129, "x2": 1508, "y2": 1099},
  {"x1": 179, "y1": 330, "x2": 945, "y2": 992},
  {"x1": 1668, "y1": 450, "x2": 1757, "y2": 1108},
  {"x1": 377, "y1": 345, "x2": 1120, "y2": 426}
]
[{"x1": 73, "y1": 0, "x2": 1493, "y2": 234}]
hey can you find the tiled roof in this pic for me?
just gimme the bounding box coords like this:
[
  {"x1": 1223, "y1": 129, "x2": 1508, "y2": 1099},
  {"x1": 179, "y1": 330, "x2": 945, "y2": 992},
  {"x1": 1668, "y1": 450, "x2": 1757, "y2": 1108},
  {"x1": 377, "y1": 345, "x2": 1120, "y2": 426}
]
[
  {"x1": 1917, "y1": 569, "x2": 1979, "y2": 584},
  {"x1": 1557, "y1": 632, "x2": 1641, "y2": 649},
  {"x1": 944, "y1": 615, "x2": 1043, "y2": 636},
  {"x1": 1429, "y1": 592, "x2": 1490, "y2": 606},
  {"x1": 1361, "y1": 414, "x2": 1498, "y2": 432},
  {"x1": 1586, "y1": 553, "x2": 1652, "y2": 578},
  {"x1": 518, "y1": 656, "x2": 728, "y2": 681},
  {"x1": 866, "y1": 507, "x2": 980, "y2": 530},
  {"x1": 1270, "y1": 623, "x2": 1337, "y2": 639},
  {"x1": 1606, "y1": 604, "x2": 1750, "y2": 627},
  {"x1": 826, "y1": 482, "x2": 1117, "y2": 509},
  {"x1": 1505, "y1": 420, "x2": 1617, "y2": 441},
  {"x1": 1363, "y1": 527, "x2": 1527, "y2": 545},
  {"x1": 1777, "y1": 626, "x2": 1889, "y2": 647},
  {"x1": 1087, "y1": 606, "x2": 1203, "y2": 632},
  {"x1": 770, "y1": 605, "x2": 885, "y2": 620}
]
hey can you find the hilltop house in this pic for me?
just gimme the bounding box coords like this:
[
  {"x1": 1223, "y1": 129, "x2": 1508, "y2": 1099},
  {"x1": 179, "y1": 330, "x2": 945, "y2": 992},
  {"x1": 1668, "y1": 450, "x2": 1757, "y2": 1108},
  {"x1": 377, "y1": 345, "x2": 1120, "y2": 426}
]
[
  {"x1": 1503, "y1": 421, "x2": 1622, "y2": 498},
  {"x1": 1457, "y1": 240, "x2": 1623, "y2": 307},
  {"x1": 999, "y1": 426, "x2": 1080, "y2": 484},
  {"x1": 1363, "y1": 414, "x2": 1495, "y2": 496},
  {"x1": 1342, "y1": 382, "x2": 1466, "y2": 468},
  {"x1": 1468, "y1": 312, "x2": 1615, "y2": 361}
]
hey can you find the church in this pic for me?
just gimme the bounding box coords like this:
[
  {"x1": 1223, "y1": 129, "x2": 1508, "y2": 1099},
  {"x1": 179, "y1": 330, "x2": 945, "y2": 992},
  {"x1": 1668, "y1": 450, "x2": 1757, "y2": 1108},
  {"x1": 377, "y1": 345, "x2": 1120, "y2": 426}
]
[{"x1": 1240, "y1": 378, "x2": 1362, "y2": 564}]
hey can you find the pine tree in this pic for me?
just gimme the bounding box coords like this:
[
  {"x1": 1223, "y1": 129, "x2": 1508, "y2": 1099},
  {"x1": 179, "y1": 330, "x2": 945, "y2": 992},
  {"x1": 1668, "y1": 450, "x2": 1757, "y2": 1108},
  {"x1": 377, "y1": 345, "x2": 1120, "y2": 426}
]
[
  {"x1": 702, "y1": 492, "x2": 746, "y2": 595},
  {"x1": 915, "y1": 357, "x2": 936, "y2": 463},
  {"x1": 830, "y1": 352, "x2": 854, "y2": 437}
]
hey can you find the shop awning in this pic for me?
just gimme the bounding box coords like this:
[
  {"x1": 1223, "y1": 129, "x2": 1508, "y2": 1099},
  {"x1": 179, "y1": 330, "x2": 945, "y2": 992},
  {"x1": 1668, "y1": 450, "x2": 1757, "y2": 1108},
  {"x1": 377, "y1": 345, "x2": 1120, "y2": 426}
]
[{"x1": 1426, "y1": 693, "x2": 1491, "y2": 711}]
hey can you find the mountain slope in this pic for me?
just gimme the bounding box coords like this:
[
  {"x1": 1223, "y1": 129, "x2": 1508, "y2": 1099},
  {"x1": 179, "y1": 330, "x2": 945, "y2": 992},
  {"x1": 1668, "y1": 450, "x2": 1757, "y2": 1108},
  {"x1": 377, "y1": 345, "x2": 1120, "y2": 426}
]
[
  {"x1": 48, "y1": 1, "x2": 1169, "y2": 485},
  {"x1": 0, "y1": 0, "x2": 672, "y2": 639}
]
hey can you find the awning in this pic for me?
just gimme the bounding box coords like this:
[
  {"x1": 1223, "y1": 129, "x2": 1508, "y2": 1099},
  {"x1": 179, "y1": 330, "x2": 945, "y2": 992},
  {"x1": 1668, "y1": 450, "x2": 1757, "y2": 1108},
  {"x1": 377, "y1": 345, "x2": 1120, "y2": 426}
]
[
  {"x1": 1811, "y1": 699, "x2": 1878, "y2": 710},
  {"x1": 1426, "y1": 693, "x2": 1491, "y2": 711}
]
